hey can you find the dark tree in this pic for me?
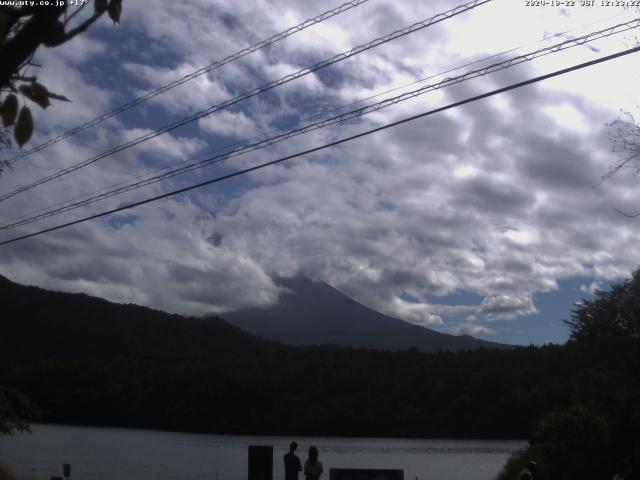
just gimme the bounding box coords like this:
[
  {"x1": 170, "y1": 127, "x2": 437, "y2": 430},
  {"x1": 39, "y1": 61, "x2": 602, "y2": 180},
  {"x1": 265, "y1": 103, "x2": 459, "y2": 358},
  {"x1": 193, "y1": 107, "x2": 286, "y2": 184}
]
[
  {"x1": 0, "y1": 385, "x2": 40, "y2": 434},
  {"x1": 565, "y1": 269, "x2": 640, "y2": 342},
  {"x1": 498, "y1": 270, "x2": 640, "y2": 480},
  {"x1": 0, "y1": 0, "x2": 124, "y2": 425},
  {"x1": 604, "y1": 113, "x2": 640, "y2": 188},
  {"x1": 0, "y1": 0, "x2": 123, "y2": 169}
]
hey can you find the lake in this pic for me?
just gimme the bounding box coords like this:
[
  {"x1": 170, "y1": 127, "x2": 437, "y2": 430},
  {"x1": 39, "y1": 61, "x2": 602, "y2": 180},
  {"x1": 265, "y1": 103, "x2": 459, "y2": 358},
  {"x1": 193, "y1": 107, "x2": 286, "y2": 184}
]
[{"x1": 0, "y1": 425, "x2": 524, "y2": 480}]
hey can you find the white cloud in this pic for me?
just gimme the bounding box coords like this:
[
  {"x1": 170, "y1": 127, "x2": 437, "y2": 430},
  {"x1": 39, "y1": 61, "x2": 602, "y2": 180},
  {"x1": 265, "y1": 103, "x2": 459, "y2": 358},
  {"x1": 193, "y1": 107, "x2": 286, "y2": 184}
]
[
  {"x1": 198, "y1": 110, "x2": 260, "y2": 139},
  {"x1": 2, "y1": 0, "x2": 640, "y2": 342},
  {"x1": 479, "y1": 294, "x2": 538, "y2": 321},
  {"x1": 580, "y1": 281, "x2": 604, "y2": 295},
  {"x1": 0, "y1": 198, "x2": 283, "y2": 315},
  {"x1": 386, "y1": 297, "x2": 443, "y2": 326},
  {"x1": 121, "y1": 62, "x2": 230, "y2": 115},
  {"x1": 120, "y1": 128, "x2": 207, "y2": 162},
  {"x1": 445, "y1": 324, "x2": 497, "y2": 336},
  {"x1": 543, "y1": 103, "x2": 590, "y2": 136}
]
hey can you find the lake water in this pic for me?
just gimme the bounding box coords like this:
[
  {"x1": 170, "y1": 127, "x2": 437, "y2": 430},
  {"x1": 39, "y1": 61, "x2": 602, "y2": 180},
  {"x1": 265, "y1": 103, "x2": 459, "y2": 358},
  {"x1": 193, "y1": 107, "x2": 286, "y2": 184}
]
[{"x1": 0, "y1": 425, "x2": 524, "y2": 480}]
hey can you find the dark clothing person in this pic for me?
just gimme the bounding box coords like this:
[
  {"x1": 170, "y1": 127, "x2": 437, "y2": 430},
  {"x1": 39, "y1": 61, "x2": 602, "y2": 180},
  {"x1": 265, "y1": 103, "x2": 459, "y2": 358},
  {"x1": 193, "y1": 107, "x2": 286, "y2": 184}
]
[
  {"x1": 284, "y1": 442, "x2": 302, "y2": 480},
  {"x1": 304, "y1": 446, "x2": 323, "y2": 480}
]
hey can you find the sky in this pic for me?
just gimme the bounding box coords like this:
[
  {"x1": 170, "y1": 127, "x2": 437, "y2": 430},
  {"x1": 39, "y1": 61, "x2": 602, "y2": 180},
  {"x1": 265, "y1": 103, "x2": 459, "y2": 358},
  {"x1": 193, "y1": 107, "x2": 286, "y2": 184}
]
[{"x1": 1, "y1": 0, "x2": 640, "y2": 345}]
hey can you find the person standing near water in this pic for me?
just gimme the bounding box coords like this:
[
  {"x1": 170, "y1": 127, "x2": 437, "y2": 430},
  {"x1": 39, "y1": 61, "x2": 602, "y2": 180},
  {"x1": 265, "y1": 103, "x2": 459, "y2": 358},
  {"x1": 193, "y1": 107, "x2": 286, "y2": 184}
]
[
  {"x1": 284, "y1": 442, "x2": 302, "y2": 480},
  {"x1": 304, "y1": 446, "x2": 323, "y2": 480}
]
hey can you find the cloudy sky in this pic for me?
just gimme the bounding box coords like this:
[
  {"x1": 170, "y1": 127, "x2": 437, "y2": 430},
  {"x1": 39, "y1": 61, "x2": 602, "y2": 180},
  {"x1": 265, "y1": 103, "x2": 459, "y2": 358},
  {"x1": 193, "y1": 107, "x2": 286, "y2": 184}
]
[{"x1": 1, "y1": 0, "x2": 640, "y2": 345}]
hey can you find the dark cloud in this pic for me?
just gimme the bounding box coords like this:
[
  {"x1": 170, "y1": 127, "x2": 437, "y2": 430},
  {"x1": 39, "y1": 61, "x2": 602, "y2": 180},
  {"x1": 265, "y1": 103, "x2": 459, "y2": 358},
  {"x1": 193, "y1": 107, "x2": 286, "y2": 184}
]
[{"x1": 453, "y1": 174, "x2": 536, "y2": 214}]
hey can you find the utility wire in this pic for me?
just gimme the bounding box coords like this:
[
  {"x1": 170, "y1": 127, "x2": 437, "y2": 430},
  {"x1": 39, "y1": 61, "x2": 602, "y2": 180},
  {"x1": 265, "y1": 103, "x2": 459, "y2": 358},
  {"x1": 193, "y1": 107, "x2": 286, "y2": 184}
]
[
  {"x1": 6, "y1": 0, "x2": 373, "y2": 165},
  {"x1": 1, "y1": 44, "x2": 638, "y2": 247},
  {"x1": 4, "y1": 9, "x2": 628, "y2": 229},
  {"x1": 1, "y1": 18, "x2": 636, "y2": 231},
  {"x1": 0, "y1": 0, "x2": 492, "y2": 203},
  {"x1": 303, "y1": 9, "x2": 634, "y2": 122}
]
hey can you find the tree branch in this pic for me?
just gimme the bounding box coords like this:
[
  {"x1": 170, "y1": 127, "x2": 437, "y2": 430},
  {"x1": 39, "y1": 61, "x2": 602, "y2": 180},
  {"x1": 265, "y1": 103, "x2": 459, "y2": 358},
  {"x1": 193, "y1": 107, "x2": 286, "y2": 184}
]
[
  {"x1": 47, "y1": 10, "x2": 104, "y2": 47},
  {"x1": 63, "y1": 2, "x2": 87, "y2": 27},
  {"x1": 0, "y1": 6, "x2": 66, "y2": 88},
  {"x1": 10, "y1": 75, "x2": 36, "y2": 82}
]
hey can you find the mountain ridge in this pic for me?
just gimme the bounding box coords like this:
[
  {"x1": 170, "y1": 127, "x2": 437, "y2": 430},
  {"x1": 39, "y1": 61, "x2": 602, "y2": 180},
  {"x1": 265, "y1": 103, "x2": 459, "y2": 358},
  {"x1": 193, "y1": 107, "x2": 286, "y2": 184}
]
[
  {"x1": 0, "y1": 274, "x2": 506, "y2": 357},
  {"x1": 0, "y1": 274, "x2": 274, "y2": 361},
  {"x1": 222, "y1": 276, "x2": 507, "y2": 352}
]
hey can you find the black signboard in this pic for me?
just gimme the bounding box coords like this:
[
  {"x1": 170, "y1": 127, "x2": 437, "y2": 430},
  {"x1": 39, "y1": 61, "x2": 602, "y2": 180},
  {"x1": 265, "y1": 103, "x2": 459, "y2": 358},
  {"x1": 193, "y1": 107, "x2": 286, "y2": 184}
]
[
  {"x1": 248, "y1": 445, "x2": 273, "y2": 480},
  {"x1": 330, "y1": 468, "x2": 404, "y2": 480}
]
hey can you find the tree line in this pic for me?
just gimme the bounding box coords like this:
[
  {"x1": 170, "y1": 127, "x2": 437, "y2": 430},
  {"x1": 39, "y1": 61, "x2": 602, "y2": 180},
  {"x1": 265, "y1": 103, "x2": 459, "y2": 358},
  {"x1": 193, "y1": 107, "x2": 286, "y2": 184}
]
[
  {"x1": 0, "y1": 344, "x2": 574, "y2": 439},
  {"x1": 496, "y1": 270, "x2": 640, "y2": 480}
]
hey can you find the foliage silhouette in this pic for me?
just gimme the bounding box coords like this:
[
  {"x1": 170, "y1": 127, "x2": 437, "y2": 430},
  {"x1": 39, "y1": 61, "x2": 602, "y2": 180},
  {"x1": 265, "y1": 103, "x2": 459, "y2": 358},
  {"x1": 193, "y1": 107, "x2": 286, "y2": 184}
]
[
  {"x1": 498, "y1": 269, "x2": 640, "y2": 480},
  {"x1": 0, "y1": 0, "x2": 123, "y2": 166}
]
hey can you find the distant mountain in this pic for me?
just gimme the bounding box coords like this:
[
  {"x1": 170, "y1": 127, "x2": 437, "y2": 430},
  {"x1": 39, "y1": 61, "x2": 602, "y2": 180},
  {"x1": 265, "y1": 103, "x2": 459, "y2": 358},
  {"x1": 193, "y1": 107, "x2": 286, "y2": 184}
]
[
  {"x1": 0, "y1": 273, "x2": 504, "y2": 364},
  {"x1": 0, "y1": 274, "x2": 272, "y2": 361},
  {"x1": 223, "y1": 276, "x2": 507, "y2": 352},
  {"x1": 1, "y1": 275, "x2": 571, "y2": 439}
]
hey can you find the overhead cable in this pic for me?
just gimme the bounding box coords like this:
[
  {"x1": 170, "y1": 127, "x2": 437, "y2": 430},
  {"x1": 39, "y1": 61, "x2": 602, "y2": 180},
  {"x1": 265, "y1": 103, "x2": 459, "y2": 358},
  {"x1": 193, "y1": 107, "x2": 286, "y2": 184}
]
[
  {"x1": 6, "y1": 8, "x2": 627, "y2": 229},
  {"x1": 1, "y1": 44, "x2": 638, "y2": 247},
  {"x1": 1, "y1": 17, "x2": 637, "y2": 231},
  {"x1": 6, "y1": 0, "x2": 373, "y2": 164},
  {"x1": 0, "y1": 0, "x2": 492, "y2": 203}
]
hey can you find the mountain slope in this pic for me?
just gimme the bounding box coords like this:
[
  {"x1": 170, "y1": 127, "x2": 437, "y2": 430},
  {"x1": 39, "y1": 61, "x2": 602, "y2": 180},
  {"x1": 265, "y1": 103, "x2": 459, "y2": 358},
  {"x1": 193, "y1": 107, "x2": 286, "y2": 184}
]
[
  {"x1": 223, "y1": 276, "x2": 506, "y2": 352},
  {"x1": 0, "y1": 274, "x2": 273, "y2": 361}
]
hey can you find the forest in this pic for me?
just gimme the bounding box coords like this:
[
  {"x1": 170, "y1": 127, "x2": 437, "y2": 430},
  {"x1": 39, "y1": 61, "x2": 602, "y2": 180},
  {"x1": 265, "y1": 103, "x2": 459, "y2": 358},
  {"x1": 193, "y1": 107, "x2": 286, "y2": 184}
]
[{"x1": 1, "y1": 345, "x2": 574, "y2": 439}]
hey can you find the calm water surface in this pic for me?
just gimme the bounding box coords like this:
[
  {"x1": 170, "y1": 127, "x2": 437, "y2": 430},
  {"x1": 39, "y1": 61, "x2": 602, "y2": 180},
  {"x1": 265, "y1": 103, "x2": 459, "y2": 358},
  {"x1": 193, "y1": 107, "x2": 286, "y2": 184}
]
[{"x1": 0, "y1": 425, "x2": 524, "y2": 480}]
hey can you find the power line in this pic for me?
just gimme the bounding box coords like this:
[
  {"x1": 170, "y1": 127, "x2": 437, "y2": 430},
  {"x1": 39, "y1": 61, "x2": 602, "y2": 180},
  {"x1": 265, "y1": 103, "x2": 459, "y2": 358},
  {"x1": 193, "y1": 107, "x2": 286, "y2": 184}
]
[
  {"x1": 6, "y1": 0, "x2": 373, "y2": 164},
  {"x1": 1, "y1": 44, "x2": 638, "y2": 247},
  {"x1": 4, "y1": 10, "x2": 629, "y2": 230},
  {"x1": 1, "y1": 17, "x2": 636, "y2": 231},
  {"x1": 0, "y1": 47, "x2": 529, "y2": 230},
  {"x1": 303, "y1": 9, "x2": 634, "y2": 122},
  {"x1": 0, "y1": 0, "x2": 492, "y2": 204}
]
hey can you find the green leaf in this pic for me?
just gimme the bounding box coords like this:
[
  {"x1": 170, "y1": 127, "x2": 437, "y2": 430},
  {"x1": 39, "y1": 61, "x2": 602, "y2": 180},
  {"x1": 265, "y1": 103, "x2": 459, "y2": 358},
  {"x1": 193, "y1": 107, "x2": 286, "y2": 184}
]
[
  {"x1": 19, "y1": 82, "x2": 51, "y2": 109},
  {"x1": 108, "y1": 0, "x2": 122, "y2": 24},
  {"x1": 14, "y1": 106, "x2": 33, "y2": 148},
  {"x1": 0, "y1": 94, "x2": 18, "y2": 127}
]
